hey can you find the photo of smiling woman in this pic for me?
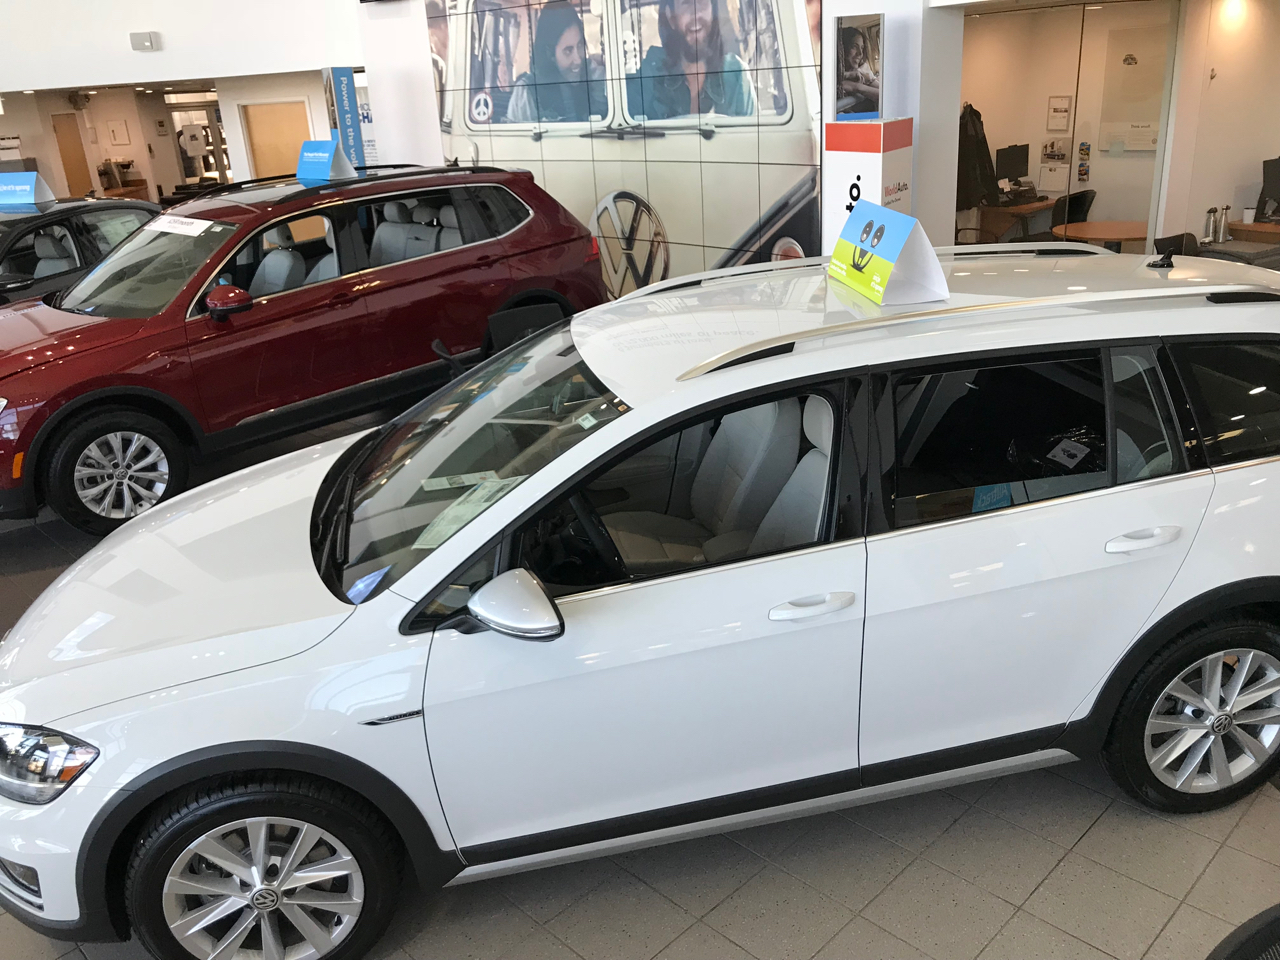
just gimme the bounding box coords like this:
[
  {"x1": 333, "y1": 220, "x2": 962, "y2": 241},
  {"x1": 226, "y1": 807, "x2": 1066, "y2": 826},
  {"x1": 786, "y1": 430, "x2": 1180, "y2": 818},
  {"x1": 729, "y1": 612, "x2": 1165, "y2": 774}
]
[
  {"x1": 506, "y1": 1, "x2": 608, "y2": 122},
  {"x1": 835, "y1": 14, "x2": 882, "y2": 120}
]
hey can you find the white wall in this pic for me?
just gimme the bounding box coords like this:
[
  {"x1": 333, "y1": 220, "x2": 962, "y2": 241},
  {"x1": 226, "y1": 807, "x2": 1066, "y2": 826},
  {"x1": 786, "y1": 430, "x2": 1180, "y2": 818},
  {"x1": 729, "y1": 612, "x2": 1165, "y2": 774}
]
[
  {"x1": 961, "y1": 1, "x2": 1176, "y2": 228},
  {"x1": 213, "y1": 72, "x2": 330, "y2": 182},
  {"x1": 0, "y1": 92, "x2": 71, "y2": 197},
  {"x1": 1162, "y1": 0, "x2": 1280, "y2": 235},
  {"x1": 0, "y1": 1, "x2": 363, "y2": 91},
  {"x1": 357, "y1": 0, "x2": 444, "y2": 167},
  {"x1": 78, "y1": 87, "x2": 186, "y2": 201},
  {"x1": 822, "y1": 0, "x2": 965, "y2": 244}
]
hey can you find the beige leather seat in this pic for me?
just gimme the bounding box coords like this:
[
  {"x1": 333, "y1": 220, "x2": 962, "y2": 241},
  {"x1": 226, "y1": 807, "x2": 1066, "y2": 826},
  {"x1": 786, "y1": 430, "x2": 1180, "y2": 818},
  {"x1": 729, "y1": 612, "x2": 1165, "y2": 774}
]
[
  {"x1": 370, "y1": 201, "x2": 415, "y2": 266},
  {"x1": 605, "y1": 399, "x2": 801, "y2": 574},
  {"x1": 248, "y1": 226, "x2": 304, "y2": 297},
  {"x1": 748, "y1": 398, "x2": 833, "y2": 554}
]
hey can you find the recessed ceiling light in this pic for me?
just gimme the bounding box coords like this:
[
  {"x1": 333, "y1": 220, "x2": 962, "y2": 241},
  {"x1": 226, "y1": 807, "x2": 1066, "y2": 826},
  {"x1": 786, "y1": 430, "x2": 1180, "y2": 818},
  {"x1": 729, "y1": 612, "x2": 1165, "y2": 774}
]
[
  {"x1": 88, "y1": 90, "x2": 98, "y2": 95},
  {"x1": 145, "y1": 90, "x2": 153, "y2": 94},
  {"x1": 1067, "y1": 285, "x2": 1088, "y2": 291},
  {"x1": 210, "y1": 88, "x2": 217, "y2": 92},
  {"x1": 22, "y1": 90, "x2": 34, "y2": 94},
  {"x1": 165, "y1": 86, "x2": 173, "y2": 90},
  {"x1": 1250, "y1": 386, "x2": 1267, "y2": 394},
  {"x1": 1086, "y1": 4, "x2": 1103, "y2": 8},
  {"x1": 136, "y1": 86, "x2": 145, "y2": 91}
]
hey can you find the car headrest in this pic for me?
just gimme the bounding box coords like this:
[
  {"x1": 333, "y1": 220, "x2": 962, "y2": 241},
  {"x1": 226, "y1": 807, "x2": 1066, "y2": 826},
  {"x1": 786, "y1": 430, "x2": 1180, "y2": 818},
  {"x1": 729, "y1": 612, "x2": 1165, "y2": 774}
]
[
  {"x1": 384, "y1": 201, "x2": 411, "y2": 223},
  {"x1": 265, "y1": 225, "x2": 295, "y2": 249},
  {"x1": 34, "y1": 235, "x2": 71, "y2": 260},
  {"x1": 411, "y1": 205, "x2": 439, "y2": 225},
  {"x1": 322, "y1": 219, "x2": 336, "y2": 249},
  {"x1": 802, "y1": 396, "x2": 833, "y2": 457},
  {"x1": 438, "y1": 205, "x2": 459, "y2": 229}
]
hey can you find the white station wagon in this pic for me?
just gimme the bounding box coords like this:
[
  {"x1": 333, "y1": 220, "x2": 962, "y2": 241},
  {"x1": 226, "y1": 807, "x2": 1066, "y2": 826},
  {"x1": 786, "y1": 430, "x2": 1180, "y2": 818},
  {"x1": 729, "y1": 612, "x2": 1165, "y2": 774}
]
[{"x1": 3, "y1": 244, "x2": 1280, "y2": 960}]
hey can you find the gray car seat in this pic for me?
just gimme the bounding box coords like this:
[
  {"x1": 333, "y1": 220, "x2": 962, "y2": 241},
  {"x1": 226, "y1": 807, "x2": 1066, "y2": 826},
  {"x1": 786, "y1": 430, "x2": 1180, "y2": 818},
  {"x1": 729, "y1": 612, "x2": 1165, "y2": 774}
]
[
  {"x1": 605, "y1": 399, "x2": 801, "y2": 573},
  {"x1": 248, "y1": 226, "x2": 305, "y2": 297},
  {"x1": 748, "y1": 398, "x2": 833, "y2": 555},
  {"x1": 404, "y1": 205, "x2": 441, "y2": 259},
  {"x1": 437, "y1": 205, "x2": 463, "y2": 251},
  {"x1": 304, "y1": 221, "x2": 339, "y2": 285},
  {"x1": 369, "y1": 201, "x2": 415, "y2": 266},
  {"x1": 33, "y1": 235, "x2": 77, "y2": 278}
]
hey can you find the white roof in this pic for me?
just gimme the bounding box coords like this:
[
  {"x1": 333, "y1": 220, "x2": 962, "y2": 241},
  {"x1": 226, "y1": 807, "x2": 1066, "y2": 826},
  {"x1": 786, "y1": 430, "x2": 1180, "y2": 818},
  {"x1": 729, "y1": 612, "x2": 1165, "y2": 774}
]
[{"x1": 571, "y1": 250, "x2": 1280, "y2": 407}]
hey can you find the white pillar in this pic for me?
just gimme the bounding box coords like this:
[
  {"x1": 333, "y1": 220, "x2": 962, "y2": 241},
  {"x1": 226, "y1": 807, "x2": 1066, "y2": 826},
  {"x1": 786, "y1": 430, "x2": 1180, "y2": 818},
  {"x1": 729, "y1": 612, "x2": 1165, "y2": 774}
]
[
  {"x1": 822, "y1": 0, "x2": 964, "y2": 245},
  {"x1": 357, "y1": 0, "x2": 444, "y2": 167}
]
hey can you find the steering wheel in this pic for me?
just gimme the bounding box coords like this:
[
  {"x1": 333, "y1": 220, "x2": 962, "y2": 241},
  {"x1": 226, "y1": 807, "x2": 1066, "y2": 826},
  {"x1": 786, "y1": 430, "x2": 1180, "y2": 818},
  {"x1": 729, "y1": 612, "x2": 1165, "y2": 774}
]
[{"x1": 567, "y1": 493, "x2": 628, "y2": 582}]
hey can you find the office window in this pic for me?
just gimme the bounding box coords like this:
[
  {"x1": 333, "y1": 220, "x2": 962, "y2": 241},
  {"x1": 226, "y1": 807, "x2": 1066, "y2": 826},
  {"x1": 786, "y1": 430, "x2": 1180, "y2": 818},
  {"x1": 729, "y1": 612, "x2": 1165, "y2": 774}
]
[
  {"x1": 894, "y1": 354, "x2": 1108, "y2": 528},
  {"x1": 1173, "y1": 341, "x2": 1280, "y2": 466}
]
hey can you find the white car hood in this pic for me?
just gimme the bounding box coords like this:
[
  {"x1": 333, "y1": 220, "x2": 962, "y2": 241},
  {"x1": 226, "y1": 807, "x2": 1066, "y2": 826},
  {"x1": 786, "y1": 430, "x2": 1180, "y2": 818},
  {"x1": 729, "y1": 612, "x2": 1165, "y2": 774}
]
[{"x1": 0, "y1": 434, "x2": 364, "y2": 725}]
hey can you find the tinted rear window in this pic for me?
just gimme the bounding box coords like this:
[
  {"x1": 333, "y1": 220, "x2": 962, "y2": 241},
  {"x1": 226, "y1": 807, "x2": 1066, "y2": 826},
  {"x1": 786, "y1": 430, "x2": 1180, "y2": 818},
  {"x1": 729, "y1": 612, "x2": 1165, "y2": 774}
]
[{"x1": 1172, "y1": 341, "x2": 1280, "y2": 466}]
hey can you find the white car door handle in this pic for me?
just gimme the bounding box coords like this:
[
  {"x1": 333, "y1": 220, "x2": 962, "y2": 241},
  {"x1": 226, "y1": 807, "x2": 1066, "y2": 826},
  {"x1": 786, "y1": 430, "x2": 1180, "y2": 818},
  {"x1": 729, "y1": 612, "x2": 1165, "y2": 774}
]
[
  {"x1": 769, "y1": 592, "x2": 857, "y2": 621},
  {"x1": 1105, "y1": 525, "x2": 1182, "y2": 554}
]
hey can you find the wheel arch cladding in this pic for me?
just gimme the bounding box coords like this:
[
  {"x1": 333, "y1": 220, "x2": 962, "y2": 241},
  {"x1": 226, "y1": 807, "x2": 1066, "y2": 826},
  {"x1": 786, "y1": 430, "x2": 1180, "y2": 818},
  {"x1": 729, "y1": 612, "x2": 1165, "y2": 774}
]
[
  {"x1": 82, "y1": 742, "x2": 463, "y2": 941},
  {"x1": 1056, "y1": 576, "x2": 1280, "y2": 755}
]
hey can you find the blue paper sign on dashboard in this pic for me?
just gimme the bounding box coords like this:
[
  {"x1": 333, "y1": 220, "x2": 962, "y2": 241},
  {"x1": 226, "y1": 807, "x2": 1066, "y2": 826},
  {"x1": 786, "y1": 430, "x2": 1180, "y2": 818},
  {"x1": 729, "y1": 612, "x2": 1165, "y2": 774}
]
[
  {"x1": 0, "y1": 173, "x2": 54, "y2": 207},
  {"x1": 295, "y1": 139, "x2": 357, "y2": 184},
  {"x1": 827, "y1": 199, "x2": 948, "y2": 305}
]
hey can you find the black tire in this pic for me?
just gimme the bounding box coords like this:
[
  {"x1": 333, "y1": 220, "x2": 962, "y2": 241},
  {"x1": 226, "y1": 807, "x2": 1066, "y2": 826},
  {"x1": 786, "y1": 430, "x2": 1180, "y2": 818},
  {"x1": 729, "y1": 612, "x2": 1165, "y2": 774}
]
[
  {"x1": 126, "y1": 776, "x2": 402, "y2": 960},
  {"x1": 1103, "y1": 616, "x2": 1280, "y2": 813},
  {"x1": 43, "y1": 407, "x2": 189, "y2": 536}
]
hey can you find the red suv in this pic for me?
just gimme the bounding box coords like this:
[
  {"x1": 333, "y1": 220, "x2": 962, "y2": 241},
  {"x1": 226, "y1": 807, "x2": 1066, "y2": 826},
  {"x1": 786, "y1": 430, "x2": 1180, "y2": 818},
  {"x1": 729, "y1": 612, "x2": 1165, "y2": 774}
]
[{"x1": 0, "y1": 166, "x2": 606, "y2": 534}]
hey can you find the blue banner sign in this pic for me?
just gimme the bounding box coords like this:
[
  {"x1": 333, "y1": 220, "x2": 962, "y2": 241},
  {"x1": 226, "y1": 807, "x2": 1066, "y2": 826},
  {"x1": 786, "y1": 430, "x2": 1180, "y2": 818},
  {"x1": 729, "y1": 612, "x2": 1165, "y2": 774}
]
[
  {"x1": 0, "y1": 172, "x2": 54, "y2": 206},
  {"x1": 327, "y1": 67, "x2": 366, "y2": 170},
  {"x1": 295, "y1": 140, "x2": 356, "y2": 183}
]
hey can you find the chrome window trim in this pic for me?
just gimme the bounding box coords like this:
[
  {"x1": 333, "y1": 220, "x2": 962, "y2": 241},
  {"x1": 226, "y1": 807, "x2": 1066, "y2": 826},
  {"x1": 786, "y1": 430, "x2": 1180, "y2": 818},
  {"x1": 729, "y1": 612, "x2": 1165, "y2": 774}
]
[
  {"x1": 1208, "y1": 452, "x2": 1280, "y2": 473},
  {"x1": 556, "y1": 535, "x2": 862, "y2": 607},
  {"x1": 185, "y1": 183, "x2": 532, "y2": 320},
  {"x1": 865, "y1": 467, "x2": 1215, "y2": 544}
]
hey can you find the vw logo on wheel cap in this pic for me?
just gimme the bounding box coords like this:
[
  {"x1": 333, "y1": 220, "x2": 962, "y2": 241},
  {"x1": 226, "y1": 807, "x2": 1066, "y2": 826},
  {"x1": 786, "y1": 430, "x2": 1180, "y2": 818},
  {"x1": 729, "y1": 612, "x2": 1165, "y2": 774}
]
[
  {"x1": 1211, "y1": 714, "x2": 1234, "y2": 735},
  {"x1": 251, "y1": 887, "x2": 281, "y2": 911},
  {"x1": 591, "y1": 191, "x2": 670, "y2": 298}
]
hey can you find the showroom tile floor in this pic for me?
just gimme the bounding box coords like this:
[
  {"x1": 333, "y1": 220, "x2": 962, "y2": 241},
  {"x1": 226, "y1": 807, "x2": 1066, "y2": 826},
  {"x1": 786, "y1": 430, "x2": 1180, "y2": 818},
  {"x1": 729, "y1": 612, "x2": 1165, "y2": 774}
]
[{"x1": 2, "y1": 420, "x2": 1280, "y2": 960}]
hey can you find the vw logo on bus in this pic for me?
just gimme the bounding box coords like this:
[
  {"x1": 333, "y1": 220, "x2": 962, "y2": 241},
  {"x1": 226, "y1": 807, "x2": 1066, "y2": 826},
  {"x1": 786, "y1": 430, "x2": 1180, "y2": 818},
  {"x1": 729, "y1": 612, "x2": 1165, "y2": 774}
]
[{"x1": 591, "y1": 191, "x2": 671, "y2": 298}]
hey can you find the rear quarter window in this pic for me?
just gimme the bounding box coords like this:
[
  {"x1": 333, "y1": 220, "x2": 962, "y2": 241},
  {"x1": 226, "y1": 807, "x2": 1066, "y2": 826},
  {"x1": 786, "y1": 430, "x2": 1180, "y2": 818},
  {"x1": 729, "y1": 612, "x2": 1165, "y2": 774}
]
[{"x1": 1172, "y1": 341, "x2": 1280, "y2": 466}]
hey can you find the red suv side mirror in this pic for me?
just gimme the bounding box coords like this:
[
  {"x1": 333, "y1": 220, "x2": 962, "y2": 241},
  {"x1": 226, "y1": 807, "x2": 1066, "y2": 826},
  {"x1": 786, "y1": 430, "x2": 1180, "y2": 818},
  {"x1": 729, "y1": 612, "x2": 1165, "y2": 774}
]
[{"x1": 205, "y1": 285, "x2": 253, "y2": 321}]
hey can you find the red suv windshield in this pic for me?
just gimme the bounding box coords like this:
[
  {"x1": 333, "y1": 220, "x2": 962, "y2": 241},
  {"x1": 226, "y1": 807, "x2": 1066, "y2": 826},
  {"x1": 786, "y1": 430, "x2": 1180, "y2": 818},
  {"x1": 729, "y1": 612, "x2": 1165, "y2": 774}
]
[{"x1": 60, "y1": 215, "x2": 238, "y2": 319}]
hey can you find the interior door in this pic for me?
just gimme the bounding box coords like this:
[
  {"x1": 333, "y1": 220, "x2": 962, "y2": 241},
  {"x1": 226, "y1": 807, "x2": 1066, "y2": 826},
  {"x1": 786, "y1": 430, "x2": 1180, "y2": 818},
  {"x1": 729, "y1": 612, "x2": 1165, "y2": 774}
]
[
  {"x1": 241, "y1": 101, "x2": 311, "y2": 178},
  {"x1": 859, "y1": 346, "x2": 1215, "y2": 769},
  {"x1": 424, "y1": 540, "x2": 867, "y2": 852},
  {"x1": 51, "y1": 114, "x2": 94, "y2": 197}
]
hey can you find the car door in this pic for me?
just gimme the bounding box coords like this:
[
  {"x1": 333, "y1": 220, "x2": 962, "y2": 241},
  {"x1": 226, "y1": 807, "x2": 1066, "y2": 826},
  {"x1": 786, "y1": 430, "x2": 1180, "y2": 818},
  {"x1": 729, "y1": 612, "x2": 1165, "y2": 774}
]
[
  {"x1": 859, "y1": 345, "x2": 1215, "y2": 773},
  {"x1": 423, "y1": 380, "x2": 871, "y2": 854},
  {"x1": 185, "y1": 209, "x2": 380, "y2": 434},
  {"x1": 351, "y1": 186, "x2": 512, "y2": 375}
]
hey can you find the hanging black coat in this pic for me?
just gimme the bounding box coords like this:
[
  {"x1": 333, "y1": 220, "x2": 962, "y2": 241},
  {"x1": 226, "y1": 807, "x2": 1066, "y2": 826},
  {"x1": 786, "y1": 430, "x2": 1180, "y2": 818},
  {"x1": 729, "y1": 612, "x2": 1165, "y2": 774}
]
[{"x1": 957, "y1": 103, "x2": 1000, "y2": 210}]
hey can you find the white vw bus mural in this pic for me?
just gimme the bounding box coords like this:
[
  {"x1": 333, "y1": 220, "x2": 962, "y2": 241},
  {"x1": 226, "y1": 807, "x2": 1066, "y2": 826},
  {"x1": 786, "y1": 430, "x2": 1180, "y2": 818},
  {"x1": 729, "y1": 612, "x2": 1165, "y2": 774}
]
[{"x1": 430, "y1": 0, "x2": 821, "y2": 297}]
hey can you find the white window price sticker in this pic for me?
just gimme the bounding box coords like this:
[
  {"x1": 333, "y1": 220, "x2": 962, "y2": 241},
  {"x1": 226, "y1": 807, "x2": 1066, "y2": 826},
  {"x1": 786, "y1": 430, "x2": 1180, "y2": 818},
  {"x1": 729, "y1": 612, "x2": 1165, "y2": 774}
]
[
  {"x1": 1046, "y1": 438, "x2": 1090, "y2": 470},
  {"x1": 575, "y1": 412, "x2": 599, "y2": 430},
  {"x1": 413, "y1": 476, "x2": 527, "y2": 550},
  {"x1": 144, "y1": 214, "x2": 214, "y2": 236},
  {"x1": 420, "y1": 471, "x2": 498, "y2": 492}
]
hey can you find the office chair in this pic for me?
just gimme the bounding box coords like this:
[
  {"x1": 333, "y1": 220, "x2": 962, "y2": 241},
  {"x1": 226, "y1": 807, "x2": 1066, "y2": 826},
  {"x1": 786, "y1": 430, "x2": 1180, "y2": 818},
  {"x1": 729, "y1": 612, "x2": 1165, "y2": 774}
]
[
  {"x1": 1154, "y1": 233, "x2": 1200, "y2": 257},
  {"x1": 1025, "y1": 189, "x2": 1097, "y2": 242}
]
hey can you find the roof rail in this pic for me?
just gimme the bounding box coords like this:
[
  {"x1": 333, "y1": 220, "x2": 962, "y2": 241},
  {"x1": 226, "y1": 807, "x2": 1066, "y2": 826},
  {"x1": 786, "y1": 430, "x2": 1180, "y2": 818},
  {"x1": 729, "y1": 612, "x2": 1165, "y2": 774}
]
[
  {"x1": 190, "y1": 174, "x2": 298, "y2": 200},
  {"x1": 677, "y1": 282, "x2": 1280, "y2": 381},
  {"x1": 279, "y1": 165, "x2": 511, "y2": 205},
  {"x1": 935, "y1": 242, "x2": 1110, "y2": 259}
]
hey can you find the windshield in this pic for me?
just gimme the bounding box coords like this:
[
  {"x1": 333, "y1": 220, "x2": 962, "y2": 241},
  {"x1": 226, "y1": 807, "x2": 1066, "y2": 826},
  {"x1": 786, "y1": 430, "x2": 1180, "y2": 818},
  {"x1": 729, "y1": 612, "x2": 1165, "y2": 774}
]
[
  {"x1": 338, "y1": 323, "x2": 629, "y2": 602},
  {"x1": 59, "y1": 214, "x2": 237, "y2": 319}
]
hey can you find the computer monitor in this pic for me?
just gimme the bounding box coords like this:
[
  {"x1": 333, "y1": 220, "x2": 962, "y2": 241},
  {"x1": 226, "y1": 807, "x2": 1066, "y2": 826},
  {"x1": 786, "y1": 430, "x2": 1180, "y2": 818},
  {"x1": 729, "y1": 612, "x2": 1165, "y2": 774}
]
[
  {"x1": 996, "y1": 144, "x2": 1029, "y2": 182},
  {"x1": 1259, "y1": 157, "x2": 1280, "y2": 222}
]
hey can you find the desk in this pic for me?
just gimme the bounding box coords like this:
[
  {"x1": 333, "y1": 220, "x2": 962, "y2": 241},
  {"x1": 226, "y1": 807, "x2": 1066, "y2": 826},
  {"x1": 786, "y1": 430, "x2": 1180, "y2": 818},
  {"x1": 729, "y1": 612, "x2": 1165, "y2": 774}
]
[
  {"x1": 979, "y1": 198, "x2": 1056, "y2": 241},
  {"x1": 1052, "y1": 221, "x2": 1148, "y2": 252},
  {"x1": 1229, "y1": 221, "x2": 1280, "y2": 244}
]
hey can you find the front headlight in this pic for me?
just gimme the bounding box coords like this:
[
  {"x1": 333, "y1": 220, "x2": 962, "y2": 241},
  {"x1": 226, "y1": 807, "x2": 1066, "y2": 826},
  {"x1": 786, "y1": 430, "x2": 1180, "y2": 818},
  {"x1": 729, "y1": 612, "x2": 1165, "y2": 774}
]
[{"x1": 0, "y1": 725, "x2": 98, "y2": 804}]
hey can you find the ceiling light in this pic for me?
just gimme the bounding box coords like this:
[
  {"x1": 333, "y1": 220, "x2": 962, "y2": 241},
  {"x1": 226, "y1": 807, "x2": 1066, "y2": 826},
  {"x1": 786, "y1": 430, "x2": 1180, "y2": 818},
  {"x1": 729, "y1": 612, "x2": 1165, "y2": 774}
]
[
  {"x1": 22, "y1": 90, "x2": 34, "y2": 95},
  {"x1": 1250, "y1": 386, "x2": 1267, "y2": 394},
  {"x1": 1067, "y1": 285, "x2": 1088, "y2": 291},
  {"x1": 145, "y1": 90, "x2": 153, "y2": 94},
  {"x1": 164, "y1": 86, "x2": 172, "y2": 90},
  {"x1": 136, "y1": 86, "x2": 144, "y2": 91},
  {"x1": 87, "y1": 90, "x2": 97, "y2": 95},
  {"x1": 1231, "y1": 414, "x2": 1246, "y2": 421}
]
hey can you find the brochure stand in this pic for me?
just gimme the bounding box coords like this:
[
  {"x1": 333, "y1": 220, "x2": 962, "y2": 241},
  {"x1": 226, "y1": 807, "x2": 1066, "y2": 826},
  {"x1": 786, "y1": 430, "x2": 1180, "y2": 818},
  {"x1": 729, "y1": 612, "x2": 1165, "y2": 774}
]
[
  {"x1": 821, "y1": 118, "x2": 913, "y2": 256},
  {"x1": 827, "y1": 199, "x2": 948, "y2": 305}
]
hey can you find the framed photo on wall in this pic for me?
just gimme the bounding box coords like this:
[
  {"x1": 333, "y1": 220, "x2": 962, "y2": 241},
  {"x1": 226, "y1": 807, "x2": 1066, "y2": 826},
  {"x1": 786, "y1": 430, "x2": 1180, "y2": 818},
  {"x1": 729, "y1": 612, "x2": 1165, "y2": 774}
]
[
  {"x1": 107, "y1": 120, "x2": 130, "y2": 146},
  {"x1": 836, "y1": 14, "x2": 883, "y2": 121},
  {"x1": 1047, "y1": 96, "x2": 1072, "y2": 132}
]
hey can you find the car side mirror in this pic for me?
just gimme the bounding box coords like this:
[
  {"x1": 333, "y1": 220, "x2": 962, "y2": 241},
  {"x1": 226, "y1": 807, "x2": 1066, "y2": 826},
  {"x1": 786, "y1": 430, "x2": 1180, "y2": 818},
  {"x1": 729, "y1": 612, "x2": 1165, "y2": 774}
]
[
  {"x1": 466, "y1": 568, "x2": 563, "y2": 641},
  {"x1": 205, "y1": 284, "x2": 253, "y2": 321}
]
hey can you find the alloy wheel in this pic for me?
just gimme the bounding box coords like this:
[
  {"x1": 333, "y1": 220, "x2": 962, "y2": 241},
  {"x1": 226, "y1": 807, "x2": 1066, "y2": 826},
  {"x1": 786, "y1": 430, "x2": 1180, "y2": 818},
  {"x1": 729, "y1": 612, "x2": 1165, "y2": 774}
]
[
  {"x1": 73, "y1": 431, "x2": 169, "y2": 519},
  {"x1": 161, "y1": 816, "x2": 364, "y2": 960},
  {"x1": 1144, "y1": 648, "x2": 1280, "y2": 793}
]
